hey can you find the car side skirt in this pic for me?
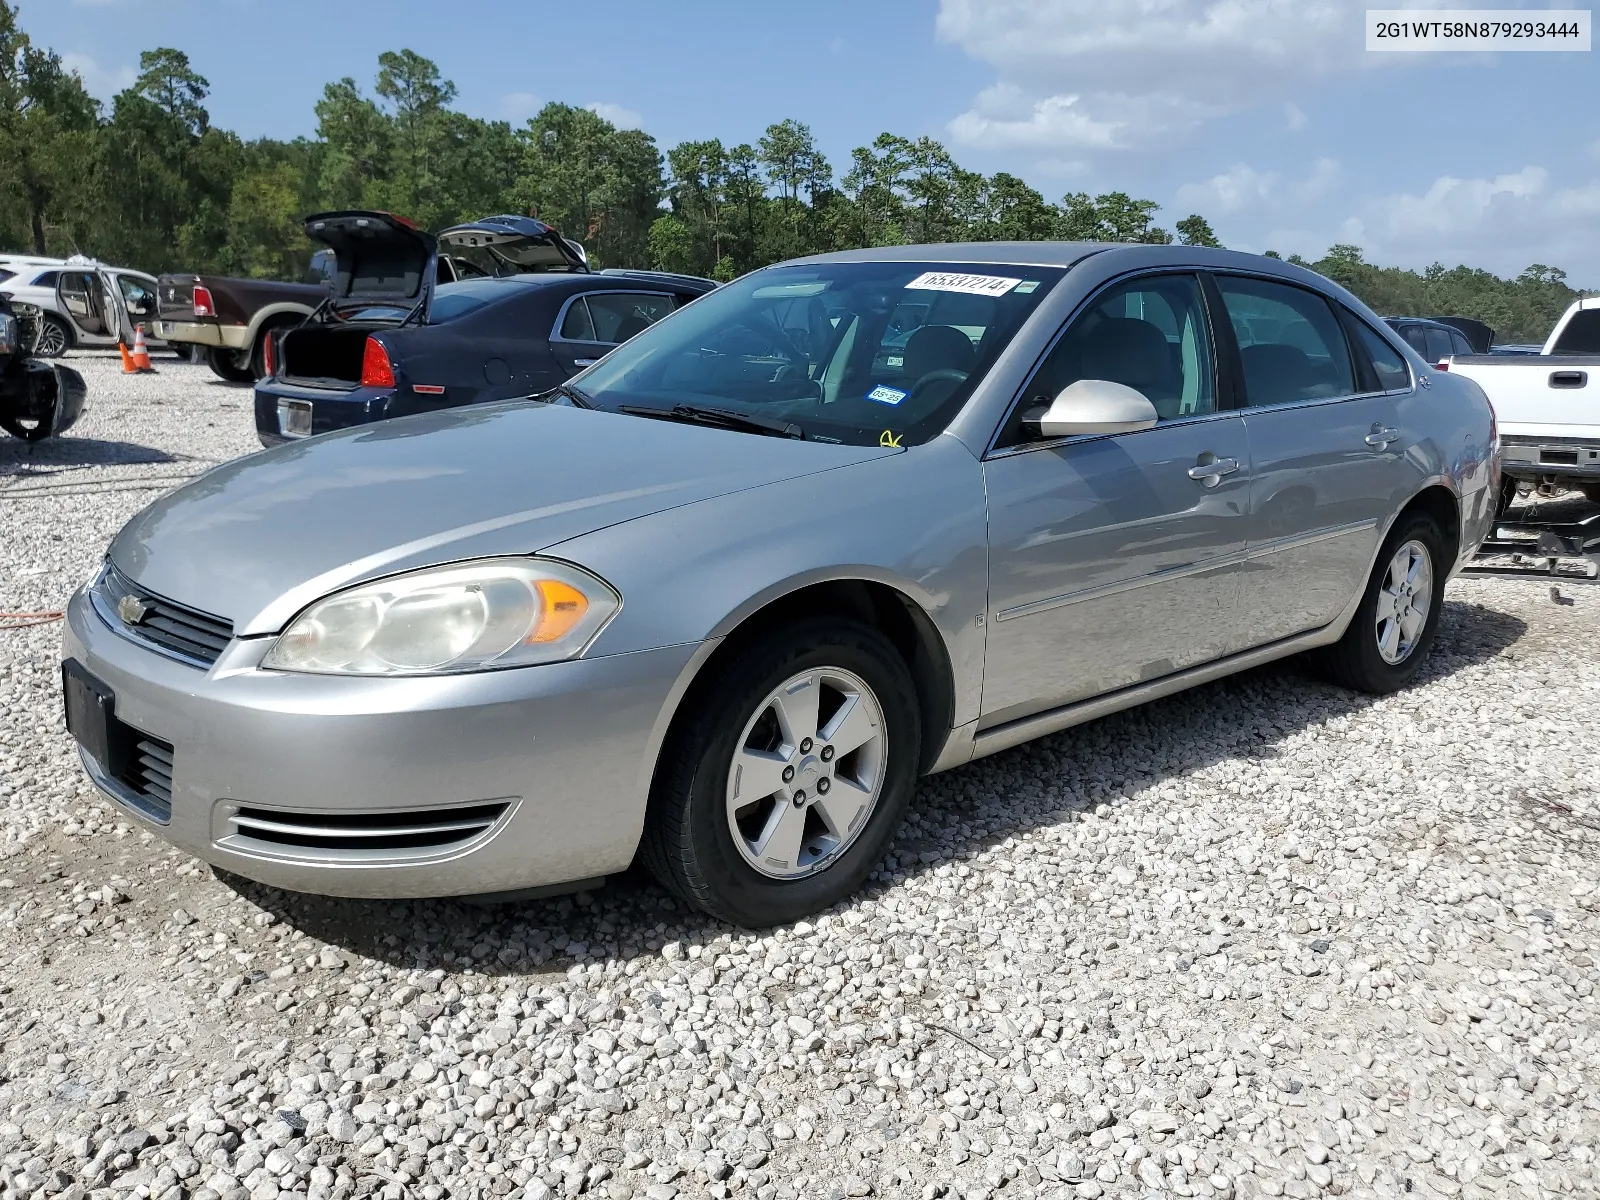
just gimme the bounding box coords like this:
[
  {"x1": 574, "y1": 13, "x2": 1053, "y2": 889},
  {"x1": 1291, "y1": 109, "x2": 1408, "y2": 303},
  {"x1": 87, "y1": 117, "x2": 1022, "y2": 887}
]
[{"x1": 964, "y1": 623, "x2": 1342, "y2": 764}]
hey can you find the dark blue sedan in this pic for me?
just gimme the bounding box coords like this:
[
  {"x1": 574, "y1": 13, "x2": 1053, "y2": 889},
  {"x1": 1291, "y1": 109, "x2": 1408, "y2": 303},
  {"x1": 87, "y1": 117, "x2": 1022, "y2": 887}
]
[{"x1": 254, "y1": 212, "x2": 715, "y2": 447}]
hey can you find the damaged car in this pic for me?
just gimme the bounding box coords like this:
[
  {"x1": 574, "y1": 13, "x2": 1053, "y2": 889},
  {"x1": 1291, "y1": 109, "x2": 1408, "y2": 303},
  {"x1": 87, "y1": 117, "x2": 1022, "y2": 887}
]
[{"x1": 0, "y1": 292, "x2": 86, "y2": 441}]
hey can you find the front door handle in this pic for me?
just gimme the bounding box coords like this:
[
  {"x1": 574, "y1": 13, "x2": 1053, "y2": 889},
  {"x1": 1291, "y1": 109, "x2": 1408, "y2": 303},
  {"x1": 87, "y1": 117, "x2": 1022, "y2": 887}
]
[
  {"x1": 573, "y1": 358, "x2": 597, "y2": 367},
  {"x1": 1188, "y1": 456, "x2": 1240, "y2": 486},
  {"x1": 1365, "y1": 426, "x2": 1401, "y2": 448}
]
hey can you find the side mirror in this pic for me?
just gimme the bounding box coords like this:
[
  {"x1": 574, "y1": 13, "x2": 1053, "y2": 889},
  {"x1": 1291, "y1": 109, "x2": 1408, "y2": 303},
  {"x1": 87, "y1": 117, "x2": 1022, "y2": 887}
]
[{"x1": 1028, "y1": 378, "x2": 1159, "y2": 439}]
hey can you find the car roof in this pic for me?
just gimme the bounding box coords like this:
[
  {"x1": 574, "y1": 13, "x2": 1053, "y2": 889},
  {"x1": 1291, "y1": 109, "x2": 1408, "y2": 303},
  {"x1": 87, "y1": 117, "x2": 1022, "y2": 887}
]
[{"x1": 788, "y1": 241, "x2": 1121, "y2": 268}]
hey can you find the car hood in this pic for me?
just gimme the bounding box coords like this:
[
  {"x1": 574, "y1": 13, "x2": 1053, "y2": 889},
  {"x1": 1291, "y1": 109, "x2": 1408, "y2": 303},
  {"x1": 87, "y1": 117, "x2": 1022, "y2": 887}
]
[{"x1": 108, "y1": 403, "x2": 891, "y2": 637}]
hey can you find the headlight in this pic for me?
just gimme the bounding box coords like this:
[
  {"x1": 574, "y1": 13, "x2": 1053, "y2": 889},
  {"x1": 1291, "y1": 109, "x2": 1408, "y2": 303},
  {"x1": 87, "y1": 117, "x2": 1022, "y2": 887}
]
[{"x1": 262, "y1": 558, "x2": 620, "y2": 676}]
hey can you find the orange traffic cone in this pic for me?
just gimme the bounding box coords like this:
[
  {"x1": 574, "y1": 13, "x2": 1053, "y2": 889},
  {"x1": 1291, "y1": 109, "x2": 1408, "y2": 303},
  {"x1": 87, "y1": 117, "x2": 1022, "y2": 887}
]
[
  {"x1": 131, "y1": 325, "x2": 156, "y2": 373},
  {"x1": 118, "y1": 339, "x2": 137, "y2": 373}
]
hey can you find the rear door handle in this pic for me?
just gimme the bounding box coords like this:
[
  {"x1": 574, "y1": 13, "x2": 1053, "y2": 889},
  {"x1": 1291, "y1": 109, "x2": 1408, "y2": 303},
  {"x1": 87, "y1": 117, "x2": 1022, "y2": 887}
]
[
  {"x1": 1365, "y1": 426, "x2": 1401, "y2": 448},
  {"x1": 1188, "y1": 456, "x2": 1240, "y2": 486}
]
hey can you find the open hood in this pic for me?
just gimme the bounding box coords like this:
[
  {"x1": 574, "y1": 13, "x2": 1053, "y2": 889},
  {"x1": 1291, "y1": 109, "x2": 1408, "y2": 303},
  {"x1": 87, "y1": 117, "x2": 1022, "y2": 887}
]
[
  {"x1": 303, "y1": 211, "x2": 437, "y2": 309},
  {"x1": 438, "y1": 214, "x2": 589, "y2": 274}
]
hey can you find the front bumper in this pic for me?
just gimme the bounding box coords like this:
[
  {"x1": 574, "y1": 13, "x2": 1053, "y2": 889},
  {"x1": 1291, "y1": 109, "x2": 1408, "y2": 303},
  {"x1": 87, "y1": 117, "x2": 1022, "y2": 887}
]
[{"x1": 62, "y1": 584, "x2": 697, "y2": 898}]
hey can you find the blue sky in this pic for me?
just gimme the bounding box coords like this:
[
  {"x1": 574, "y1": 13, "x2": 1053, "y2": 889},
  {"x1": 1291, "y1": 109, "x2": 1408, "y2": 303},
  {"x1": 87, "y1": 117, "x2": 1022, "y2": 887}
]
[{"x1": 26, "y1": 0, "x2": 1600, "y2": 286}]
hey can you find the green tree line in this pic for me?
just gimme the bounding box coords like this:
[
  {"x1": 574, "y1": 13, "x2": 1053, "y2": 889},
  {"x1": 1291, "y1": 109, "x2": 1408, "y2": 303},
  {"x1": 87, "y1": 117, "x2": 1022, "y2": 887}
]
[{"x1": 0, "y1": 3, "x2": 1584, "y2": 342}]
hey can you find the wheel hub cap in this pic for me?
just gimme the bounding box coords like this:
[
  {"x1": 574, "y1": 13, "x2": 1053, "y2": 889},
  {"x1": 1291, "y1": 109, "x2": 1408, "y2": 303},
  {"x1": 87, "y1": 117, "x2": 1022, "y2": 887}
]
[
  {"x1": 725, "y1": 667, "x2": 887, "y2": 880},
  {"x1": 1375, "y1": 539, "x2": 1434, "y2": 665}
]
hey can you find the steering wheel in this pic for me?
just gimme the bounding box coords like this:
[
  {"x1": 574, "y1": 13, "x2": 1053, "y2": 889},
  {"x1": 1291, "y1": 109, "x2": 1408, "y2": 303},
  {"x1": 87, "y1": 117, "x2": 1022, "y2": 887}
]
[{"x1": 904, "y1": 368, "x2": 969, "y2": 407}]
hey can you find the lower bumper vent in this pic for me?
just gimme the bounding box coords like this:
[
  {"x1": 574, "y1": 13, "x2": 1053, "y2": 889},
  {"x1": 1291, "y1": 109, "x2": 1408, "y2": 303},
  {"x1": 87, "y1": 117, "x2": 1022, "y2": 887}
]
[
  {"x1": 223, "y1": 801, "x2": 511, "y2": 860},
  {"x1": 109, "y1": 734, "x2": 174, "y2": 824}
]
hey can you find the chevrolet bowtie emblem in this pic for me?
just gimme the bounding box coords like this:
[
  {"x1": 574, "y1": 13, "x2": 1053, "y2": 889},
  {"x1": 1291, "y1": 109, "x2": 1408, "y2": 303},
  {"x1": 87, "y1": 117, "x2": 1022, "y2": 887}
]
[{"x1": 117, "y1": 594, "x2": 150, "y2": 625}]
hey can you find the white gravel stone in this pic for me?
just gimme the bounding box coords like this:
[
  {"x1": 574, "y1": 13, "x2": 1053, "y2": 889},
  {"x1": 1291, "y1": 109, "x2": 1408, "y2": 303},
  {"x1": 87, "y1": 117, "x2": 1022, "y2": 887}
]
[{"x1": 0, "y1": 355, "x2": 1597, "y2": 1199}]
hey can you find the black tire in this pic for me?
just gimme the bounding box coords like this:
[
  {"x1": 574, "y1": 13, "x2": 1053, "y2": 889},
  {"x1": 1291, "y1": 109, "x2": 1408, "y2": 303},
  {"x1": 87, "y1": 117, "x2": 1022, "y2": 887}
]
[
  {"x1": 206, "y1": 346, "x2": 255, "y2": 384},
  {"x1": 1315, "y1": 511, "x2": 1448, "y2": 695},
  {"x1": 639, "y1": 618, "x2": 921, "y2": 927},
  {"x1": 32, "y1": 314, "x2": 71, "y2": 358}
]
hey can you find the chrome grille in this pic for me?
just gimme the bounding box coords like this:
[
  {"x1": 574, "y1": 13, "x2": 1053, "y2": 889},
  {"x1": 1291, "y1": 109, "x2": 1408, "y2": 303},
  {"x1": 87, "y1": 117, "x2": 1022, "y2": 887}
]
[
  {"x1": 116, "y1": 734, "x2": 174, "y2": 823},
  {"x1": 223, "y1": 802, "x2": 511, "y2": 860},
  {"x1": 95, "y1": 564, "x2": 233, "y2": 667}
]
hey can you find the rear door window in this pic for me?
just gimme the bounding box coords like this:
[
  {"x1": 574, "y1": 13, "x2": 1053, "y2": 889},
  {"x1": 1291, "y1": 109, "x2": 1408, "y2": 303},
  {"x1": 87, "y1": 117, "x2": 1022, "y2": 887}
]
[
  {"x1": 1215, "y1": 276, "x2": 1355, "y2": 407},
  {"x1": 28, "y1": 270, "x2": 57, "y2": 287},
  {"x1": 581, "y1": 292, "x2": 675, "y2": 344},
  {"x1": 1422, "y1": 327, "x2": 1454, "y2": 364}
]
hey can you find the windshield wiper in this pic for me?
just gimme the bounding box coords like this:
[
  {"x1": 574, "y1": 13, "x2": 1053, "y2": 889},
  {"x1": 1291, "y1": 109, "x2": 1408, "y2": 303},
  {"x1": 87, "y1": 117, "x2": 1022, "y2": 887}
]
[
  {"x1": 546, "y1": 382, "x2": 594, "y2": 408},
  {"x1": 618, "y1": 404, "x2": 805, "y2": 440}
]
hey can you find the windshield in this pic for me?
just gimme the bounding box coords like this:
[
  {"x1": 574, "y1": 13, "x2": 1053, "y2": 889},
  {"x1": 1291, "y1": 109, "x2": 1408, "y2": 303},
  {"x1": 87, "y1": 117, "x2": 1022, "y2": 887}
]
[{"x1": 571, "y1": 261, "x2": 1064, "y2": 446}]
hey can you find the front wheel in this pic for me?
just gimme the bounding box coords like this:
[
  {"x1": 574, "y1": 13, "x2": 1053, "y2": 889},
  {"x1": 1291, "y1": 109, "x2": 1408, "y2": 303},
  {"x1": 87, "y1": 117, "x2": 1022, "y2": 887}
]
[
  {"x1": 639, "y1": 618, "x2": 921, "y2": 927},
  {"x1": 206, "y1": 346, "x2": 255, "y2": 384},
  {"x1": 1314, "y1": 512, "x2": 1447, "y2": 694},
  {"x1": 32, "y1": 314, "x2": 71, "y2": 358}
]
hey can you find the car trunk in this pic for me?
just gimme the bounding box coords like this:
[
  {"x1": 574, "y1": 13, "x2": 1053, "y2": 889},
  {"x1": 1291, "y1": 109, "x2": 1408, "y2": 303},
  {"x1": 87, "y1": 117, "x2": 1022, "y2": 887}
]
[
  {"x1": 273, "y1": 211, "x2": 435, "y2": 388},
  {"x1": 277, "y1": 324, "x2": 392, "y2": 388}
]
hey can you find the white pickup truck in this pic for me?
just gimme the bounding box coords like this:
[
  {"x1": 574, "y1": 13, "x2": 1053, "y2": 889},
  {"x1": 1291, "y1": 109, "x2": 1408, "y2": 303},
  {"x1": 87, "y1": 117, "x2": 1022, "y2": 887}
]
[{"x1": 1446, "y1": 297, "x2": 1600, "y2": 511}]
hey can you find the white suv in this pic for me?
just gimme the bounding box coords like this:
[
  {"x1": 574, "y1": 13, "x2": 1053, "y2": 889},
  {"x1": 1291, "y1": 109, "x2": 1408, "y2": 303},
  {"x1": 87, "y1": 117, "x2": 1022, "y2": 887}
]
[{"x1": 0, "y1": 256, "x2": 167, "y2": 357}]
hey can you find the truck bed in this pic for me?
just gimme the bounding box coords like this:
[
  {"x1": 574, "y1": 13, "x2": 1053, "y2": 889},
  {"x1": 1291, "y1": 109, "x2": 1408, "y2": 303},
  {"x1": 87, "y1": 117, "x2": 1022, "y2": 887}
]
[{"x1": 1447, "y1": 355, "x2": 1598, "y2": 436}]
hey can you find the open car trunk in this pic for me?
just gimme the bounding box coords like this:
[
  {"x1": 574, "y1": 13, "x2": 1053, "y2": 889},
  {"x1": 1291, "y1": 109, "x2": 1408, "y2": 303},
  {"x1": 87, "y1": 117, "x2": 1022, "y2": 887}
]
[
  {"x1": 275, "y1": 212, "x2": 437, "y2": 388},
  {"x1": 437, "y1": 215, "x2": 588, "y2": 274},
  {"x1": 277, "y1": 325, "x2": 383, "y2": 387}
]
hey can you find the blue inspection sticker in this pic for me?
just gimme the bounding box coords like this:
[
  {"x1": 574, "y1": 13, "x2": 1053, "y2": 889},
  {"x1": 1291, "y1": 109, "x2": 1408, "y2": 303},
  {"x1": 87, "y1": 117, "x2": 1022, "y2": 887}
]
[{"x1": 867, "y1": 385, "x2": 909, "y2": 406}]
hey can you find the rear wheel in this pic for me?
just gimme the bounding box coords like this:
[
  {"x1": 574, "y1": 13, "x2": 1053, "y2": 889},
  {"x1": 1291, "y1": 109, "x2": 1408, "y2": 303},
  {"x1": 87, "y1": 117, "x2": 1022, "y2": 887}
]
[
  {"x1": 32, "y1": 314, "x2": 71, "y2": 358},
  {"x1": 1314, "y1": 511, "x2": 1447, "y2": 694},
  {"x1": 206, "y1": 346, "x2": 255, "y2": 384},
  {"x1": 639, "y1": 618, "x2": 920, "y2": 927}
]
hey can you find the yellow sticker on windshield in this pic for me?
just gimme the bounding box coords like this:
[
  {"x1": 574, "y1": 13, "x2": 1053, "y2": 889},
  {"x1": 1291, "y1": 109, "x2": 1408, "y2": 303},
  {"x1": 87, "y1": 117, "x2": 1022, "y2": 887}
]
[{"x1": 879, "y1": 430, "x2": 904, "y2": 448}]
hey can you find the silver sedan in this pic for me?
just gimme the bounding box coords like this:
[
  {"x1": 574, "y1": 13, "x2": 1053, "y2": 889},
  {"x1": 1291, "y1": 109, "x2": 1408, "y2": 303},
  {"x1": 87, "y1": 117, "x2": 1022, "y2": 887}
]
[{"x1": 60, "y1": 244, "x2": 1498, "y2": 926}]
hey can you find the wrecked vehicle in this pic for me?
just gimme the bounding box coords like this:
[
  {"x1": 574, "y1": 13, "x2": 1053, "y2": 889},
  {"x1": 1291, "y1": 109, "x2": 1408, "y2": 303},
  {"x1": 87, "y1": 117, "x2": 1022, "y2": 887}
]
[{"x1": 0, "y1": 294, "x2": 86, "y2": 441}]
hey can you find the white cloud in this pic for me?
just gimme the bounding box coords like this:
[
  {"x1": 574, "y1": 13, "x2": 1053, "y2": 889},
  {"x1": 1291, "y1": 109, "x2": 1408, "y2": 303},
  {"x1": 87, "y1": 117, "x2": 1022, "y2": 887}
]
[
  {"x1": 586, "y1": 102, "x2": 643, "y2": 131},
  {"x1": 1173, "y1": 157, "x2": 1341, "y2": 215},
  {"x1": 937, "y1": 0, "x2": 1385, "y2": 150},
  {"x1": 497, "y1": 92, "x2": 542, "y2": 124},
  {"x1": 1284, "y1": 101, "x2": 1308, "y2": 132},
  {"x1": 1174, "y1": 164, "x2": 1277, "y2": 214},
  {"x1": 61, "y1": 52, "x2": 135, "y2": 102},
  {"x1": 1346, "y1": 167, "x2": 1600, "y2": 276}
]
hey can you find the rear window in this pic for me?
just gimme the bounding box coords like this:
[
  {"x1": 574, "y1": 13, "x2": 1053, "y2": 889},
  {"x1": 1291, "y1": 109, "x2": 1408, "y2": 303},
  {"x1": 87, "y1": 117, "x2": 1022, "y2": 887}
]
[
  {"x1": 1552, "y1": 309, "x2": 1600, "y2": 355},
  {"x1": 427, "y1": 279, "x2": 526, "y2": 324},
  {"x1": 0, "y1": 269, "x2": 12, "y2": 285}
]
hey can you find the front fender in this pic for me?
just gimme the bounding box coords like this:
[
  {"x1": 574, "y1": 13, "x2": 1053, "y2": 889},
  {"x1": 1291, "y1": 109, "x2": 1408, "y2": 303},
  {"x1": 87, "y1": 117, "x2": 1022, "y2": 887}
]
[{"x1": 546, "y1": 432, "x2": 991, "y2": 731}]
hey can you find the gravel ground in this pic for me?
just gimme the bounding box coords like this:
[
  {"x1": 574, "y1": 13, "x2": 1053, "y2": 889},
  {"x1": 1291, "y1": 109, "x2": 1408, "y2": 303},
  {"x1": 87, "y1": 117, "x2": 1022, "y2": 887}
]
[{"x1": 1, "y1": 354, "x2": 1596, "y2": 1200}]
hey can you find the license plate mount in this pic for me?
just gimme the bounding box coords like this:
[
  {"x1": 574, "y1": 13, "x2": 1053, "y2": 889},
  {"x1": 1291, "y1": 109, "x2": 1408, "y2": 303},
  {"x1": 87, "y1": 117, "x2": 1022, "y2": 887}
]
[
  {"x1": 278, "y1": 399, "x2": 313, "y2": 438},
  {"x1": 61, "y1": 659, "x2": 132, "y2": 777}
]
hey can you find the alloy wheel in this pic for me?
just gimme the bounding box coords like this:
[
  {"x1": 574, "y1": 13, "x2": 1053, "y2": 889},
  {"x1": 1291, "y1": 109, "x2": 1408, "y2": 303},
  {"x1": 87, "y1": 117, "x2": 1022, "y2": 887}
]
[
  {"x1": 725, "y1": 666, "x2": 887, "y2": 880},
  {"x1": 1375, "y1": 538, "x2": 1433, "y2": 665},
  {"x1": 33, "y1": 319, "x2": 66, "y2": 357}
]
